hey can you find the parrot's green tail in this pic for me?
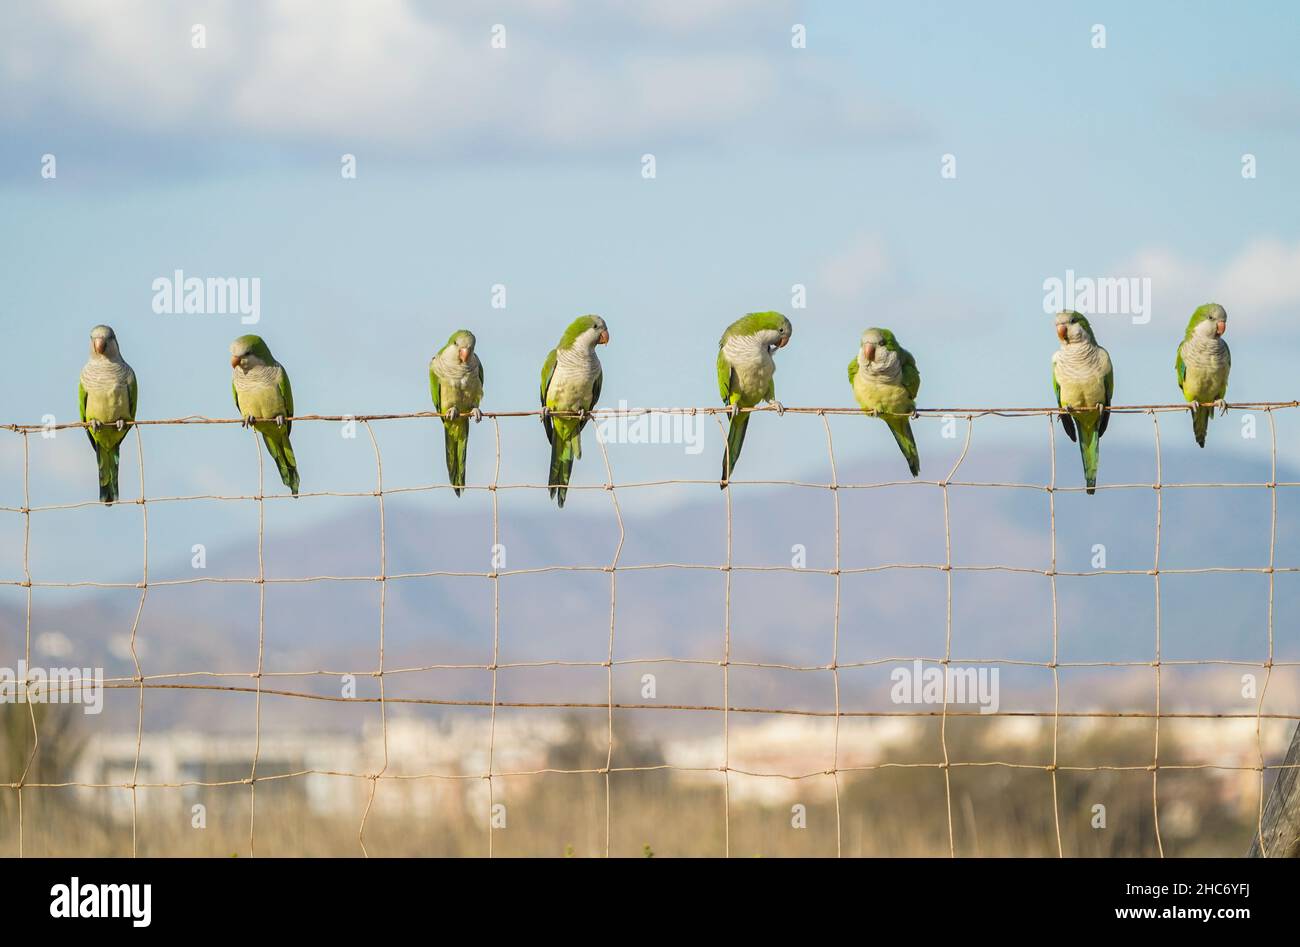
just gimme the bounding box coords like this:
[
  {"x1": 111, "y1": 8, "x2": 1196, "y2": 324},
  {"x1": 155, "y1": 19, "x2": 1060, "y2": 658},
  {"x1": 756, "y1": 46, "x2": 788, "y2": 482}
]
[
  {"x1": 720, "y1": 411, "x2": 751, "y2": 488},
  {"x1": 1191, "y1": 404, "x2": 1212, "y2": 448},
  {"x1": 549, "y1": 416, "x2": 582, "y2": 508},
  {"x1": 1079, "y1": 424, "x2": 1100, "y2": 496},
  {"x1": 443, "y1": 418, "x2": 469, "y2": 497},
  {"x1": 262, "y1": 431, "x2": 300, "y2": 496},
  {"x1": 885, "y1": 416, "x2": 920, "y2": 478},
  {"x1": 97, "y1": 444, "x2": 121, "y2": 504}
]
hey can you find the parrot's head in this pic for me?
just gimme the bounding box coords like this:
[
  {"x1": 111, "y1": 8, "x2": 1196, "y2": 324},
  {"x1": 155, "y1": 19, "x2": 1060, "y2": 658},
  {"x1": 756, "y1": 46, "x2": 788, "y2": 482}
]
[
  {"x1": 562, "y1": 315, "x2": 609, "y2": 350},
  {"x1": 1055, "y1": 311, "x2": 1096, "y2": 346},
  {"x1": 859, "y1": 327, "x2": 898, "y2": 368},
  {"x1": 230, "y1": 335, "x2": 273, "y2": 373},
  {"x1": 88, "y1": 324, "x2": 121, "y2": 360},
  {"x1": 446, "y1": 329, "x2": 477, "y2": 364},
  {"x1": 749, "y1": 311, "x2": 792, "y2": 353},
  {"x1": 1190, "y1": 303, "x2": 1227, "y2": 339}
]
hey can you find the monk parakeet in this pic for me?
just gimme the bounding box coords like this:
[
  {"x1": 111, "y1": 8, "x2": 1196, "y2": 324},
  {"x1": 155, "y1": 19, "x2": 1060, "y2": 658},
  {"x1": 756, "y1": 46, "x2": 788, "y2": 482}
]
[
  {"x1": 79, "y1": 325, "x2": 138, "y2": 504},
  {"x1": 1175, "y1": 303, "x2": 1231, "y2": 447},
  {"x1": 230, "y1": 335, "x2": 299, "y2": 496},
  {"x1": 716, "y1": 311, "x2": 792, "y2": 486},
  {"x1": 429, "y1": 329, "x2": 484, "y2": 496},
  {"x1": 540, "y1": 315, "x2": 608, "y2": 508},
  {"x1": 1052, "y1": 311, "x2": 1113, "y2": 496},
  {"x1": 848, "y1": 327, "x2": 921, "y2": 477}
]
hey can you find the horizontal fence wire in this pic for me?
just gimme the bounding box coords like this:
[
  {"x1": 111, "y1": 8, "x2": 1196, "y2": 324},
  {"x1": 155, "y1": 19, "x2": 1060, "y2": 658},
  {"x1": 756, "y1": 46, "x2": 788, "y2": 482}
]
[{"x1": 2, "y1": 402, "x2": 1298, "y2": 857}]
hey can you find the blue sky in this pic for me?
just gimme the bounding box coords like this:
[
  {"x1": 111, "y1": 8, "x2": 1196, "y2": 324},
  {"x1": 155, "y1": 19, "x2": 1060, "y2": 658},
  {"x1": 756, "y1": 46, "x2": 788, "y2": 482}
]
[{"x1": 2, "y1": 1, "x2": 1299, "y2": 568}]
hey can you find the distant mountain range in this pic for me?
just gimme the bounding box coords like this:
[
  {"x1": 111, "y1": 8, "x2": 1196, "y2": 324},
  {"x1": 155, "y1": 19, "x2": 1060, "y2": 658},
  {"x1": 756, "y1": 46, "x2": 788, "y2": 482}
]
[{"x1": 3, "y1": 438, "x2": 1297, "y2": 731}]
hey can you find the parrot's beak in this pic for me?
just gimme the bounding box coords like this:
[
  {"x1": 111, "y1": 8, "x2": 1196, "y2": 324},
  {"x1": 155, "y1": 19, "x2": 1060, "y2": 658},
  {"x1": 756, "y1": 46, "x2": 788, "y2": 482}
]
[
  {"x1": 458, "y1": 347, "x2": 470, "y2": 363},
  {"x1": 777, "y1": 335, "x2": 789, "y2": 348},
  {"x1": 93, "y1": 338, "x2": 106, "y2": 355},
  {"x1": 863, "y1": 343, "x2": 876, "y2": 362},
  {"x1": 598, "y1": 329, "x2": 609, "y2": 345},
  {"x1": 1056, "y1": 323, "x2": 1068, "y2": 342},
  {"x1": 1216, "y1": 321, "x2": 1227, "y2": 337},
  {"x1": 231, "y1": 355, "x2": 241, "y2": 369}
]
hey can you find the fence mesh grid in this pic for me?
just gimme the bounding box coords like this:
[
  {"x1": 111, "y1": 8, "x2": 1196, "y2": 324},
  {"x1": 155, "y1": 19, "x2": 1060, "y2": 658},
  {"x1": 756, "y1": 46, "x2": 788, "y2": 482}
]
[{"x1": 3, "y1": 401, "x2": 1299, "y2": 857}]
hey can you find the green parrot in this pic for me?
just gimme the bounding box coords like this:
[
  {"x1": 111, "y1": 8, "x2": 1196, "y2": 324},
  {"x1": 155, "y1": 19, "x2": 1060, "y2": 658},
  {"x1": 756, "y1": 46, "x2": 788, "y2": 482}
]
[
  {"x1": 429, "y1": 329, "x2": 484, "y2": 496},
  {"x1": 540, "y1": 315, "x2": 609, "y2": 508},
  {"x1": 1051, "y1": 311, "x2": 1114, "y2": 496},
  {"x1": 79, "y1": 324, "x2": 138, "y2": 504},
  {"x1": 716, "y1": 311, "x2": 792, "y2": 487},
  {"x1": 230, "y1": 334, "x2": 299, "y2": 496},
  {"x1": 1175, "y1": 303, "x2": 1231, "y2": 447},
  {"x1": 848, "y1": 327, "x2": 921, "y2": 477}
]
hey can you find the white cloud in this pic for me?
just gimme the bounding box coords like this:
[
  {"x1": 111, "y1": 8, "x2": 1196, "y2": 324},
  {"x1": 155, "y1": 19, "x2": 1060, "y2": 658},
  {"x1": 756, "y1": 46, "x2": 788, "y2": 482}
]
[
  {"x1": 1120, "y1": 239, "x2": 1300, "y2": 331},
  {"x1": 815, "y1": 234, "x2": 892, "y2": 302},
  {"x1": 1, "y1": 0, "x2": 911, "y2": 157}
]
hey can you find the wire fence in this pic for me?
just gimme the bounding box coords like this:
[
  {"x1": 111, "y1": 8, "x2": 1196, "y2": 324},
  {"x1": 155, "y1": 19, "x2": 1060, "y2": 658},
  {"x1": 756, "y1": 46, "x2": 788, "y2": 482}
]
[{"x1": 3, "y1": 401, "x2": 1299, "y2": 857}]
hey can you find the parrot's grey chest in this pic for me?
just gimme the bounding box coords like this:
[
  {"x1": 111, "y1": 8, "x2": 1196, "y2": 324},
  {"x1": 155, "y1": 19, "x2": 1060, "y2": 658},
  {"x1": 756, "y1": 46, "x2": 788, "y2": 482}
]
[
  {"x1": 434, "y1": 355, "x2": 483, "y2": 399},
  {"x1": 80, "y1": 358, "x2": 135, "y2": 420},
  {"x1": 722, "y1": 334, "x2": 775, "y2": 397},
  {"x1": 232, "y1": 364, "x2": 282, "y2": 396},
  {"x1": 1181, "y1": 335, "x2": 1229, "y2": 374},
  {"x1": 1053, "y1": 343, "x2": 1110, "y2": 406},
  {"x1": 548, "y1": 347, "x2": 601, "y2": 406},
  {"x1": 854, "y1": 359, "x2": 911, "y2": 411},
  {"x1": 80, "y1": 358, "x2": 133, "y2": 394}
]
